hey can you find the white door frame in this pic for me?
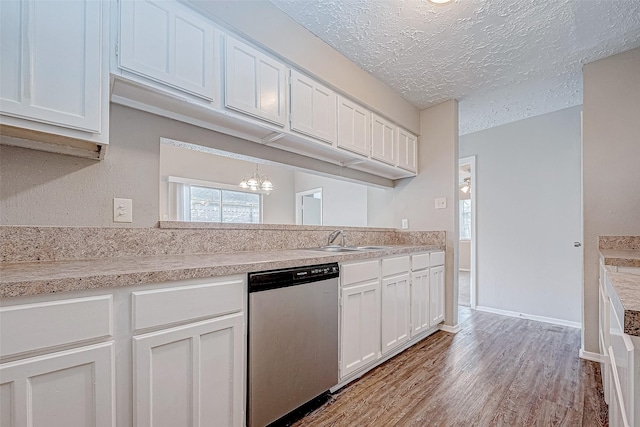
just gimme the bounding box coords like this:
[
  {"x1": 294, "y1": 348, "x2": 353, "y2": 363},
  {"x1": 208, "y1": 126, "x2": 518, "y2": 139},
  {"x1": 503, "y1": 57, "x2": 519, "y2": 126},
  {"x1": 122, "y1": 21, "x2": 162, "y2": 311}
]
[
  {"x1": 459, "y1": 156, "x2": 477, "y2": 309},
  {"x1": 295, "y1": 188, "x2": 323, "y2": 225}
]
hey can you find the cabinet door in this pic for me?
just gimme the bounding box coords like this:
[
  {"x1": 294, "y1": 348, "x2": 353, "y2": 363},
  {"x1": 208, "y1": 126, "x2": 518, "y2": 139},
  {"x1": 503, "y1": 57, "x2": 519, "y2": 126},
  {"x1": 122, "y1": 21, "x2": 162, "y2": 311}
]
[
  {"x1": 0, "y1": 0, "x2": 103, "y2": 132},
  {"x1": 0, "y1": 342, "x2": 114, "y2": 427},
  {"x1": 119, "y1": 0, "x2": 215, "y2": 100},
  {"x1": 133, "y1": 313, "x2": 244, "y2": 427},
  {"x1": 429, "y1": 265, "x2": 445, "y2": 327},
  {"x1": 411, "y1": 269, "x2": 430, "y2": 337},
  {"x1": 290, "y1": 70, "x2": 336, "y2": 144},
  {"x1": 381, "y1": 273, "x2": 411, "y2": 354},
  {"x1": 396, "y1": 127, "x2": 417, "y2": 173},
  {"x1": 371, "y1": 113, "x2": 396, "y2": 165},
  {"x1": 225, "y1": 36, "x2": 287, "y2": 126},
  {"x1": 336, "y1": 96, "x2": 369, "y2": 155},
  {"x1": 340, "y1": 281, "x2": 381, "y2": 378}
]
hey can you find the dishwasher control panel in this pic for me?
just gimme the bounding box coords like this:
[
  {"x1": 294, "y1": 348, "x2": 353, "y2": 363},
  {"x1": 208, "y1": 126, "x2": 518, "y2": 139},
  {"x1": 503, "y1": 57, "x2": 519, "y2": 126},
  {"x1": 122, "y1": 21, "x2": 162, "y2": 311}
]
[{"x1": 248, "y1": 263, "x2": 339, "y2": 292}]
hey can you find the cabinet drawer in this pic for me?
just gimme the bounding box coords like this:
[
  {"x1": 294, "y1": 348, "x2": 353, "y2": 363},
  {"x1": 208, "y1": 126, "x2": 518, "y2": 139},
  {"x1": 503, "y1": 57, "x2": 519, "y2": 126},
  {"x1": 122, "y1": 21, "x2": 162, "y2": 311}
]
[
  {"x1": 411, "y1": 253, "x2": 430, "y2": 271},
  {"x1": 430, "y1": 251, "x2": 445, "y2": 267},
  {"x1": 132, "y1": 279, "x2": 243, "y2": 332},
  {"x1": 341, "y1": 260, "x2": 379, "y2": 286},
  {"x1": 0, "y1": 295, "x2": 113, "y2": 359},
  {"x1": 382, "y1": 256, "x2": 410, "y2": 277}
]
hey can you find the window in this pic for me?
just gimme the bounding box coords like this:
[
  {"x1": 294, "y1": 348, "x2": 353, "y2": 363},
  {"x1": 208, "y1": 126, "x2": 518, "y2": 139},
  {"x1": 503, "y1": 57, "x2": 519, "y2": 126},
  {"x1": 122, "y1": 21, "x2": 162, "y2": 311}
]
[
  {"x1": 189, "y1": 186, "x2": 261, "y2": 223},
  {"x1": 460, "y1": 199, "x2": 471, "y2": 240},
  {"x1": 168, "y1": 177, "x2": 262, "y2": 224}
]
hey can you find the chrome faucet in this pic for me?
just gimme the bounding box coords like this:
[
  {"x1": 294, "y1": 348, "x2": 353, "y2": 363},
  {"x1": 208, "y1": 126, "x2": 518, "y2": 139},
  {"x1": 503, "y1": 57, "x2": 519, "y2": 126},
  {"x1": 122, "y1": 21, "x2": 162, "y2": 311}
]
[{"x1": 327, "y1": 229, "x2": 347, "y2": 247}]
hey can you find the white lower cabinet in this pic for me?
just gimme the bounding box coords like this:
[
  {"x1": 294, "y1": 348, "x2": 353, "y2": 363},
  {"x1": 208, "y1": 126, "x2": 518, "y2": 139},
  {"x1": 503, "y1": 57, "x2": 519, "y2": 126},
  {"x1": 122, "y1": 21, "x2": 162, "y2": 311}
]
[
  {"x1": 133, "y1": 313, "x2": 244, "y2": 427},
  {"x1": 340, "y1": 280, "x2": 381, "y2": 378},
  {"x1": 381, "y1": 271, "x2": 411, "y2": 355},
  {"x1": 0, "y1": 275, "x2": 246, "y2": 427},
  {"x1": 338, "y1": 251, "x2": 446, "y2": 385},
  {"x1": 410, "y1": 268, "x2": 430, "y2": 337},
  {"x1": 430, "y1": 265, "x2": 445, "y2": 327},
  {"x1": 0, "y1": 342, "x2": 115, "y2": 427}
]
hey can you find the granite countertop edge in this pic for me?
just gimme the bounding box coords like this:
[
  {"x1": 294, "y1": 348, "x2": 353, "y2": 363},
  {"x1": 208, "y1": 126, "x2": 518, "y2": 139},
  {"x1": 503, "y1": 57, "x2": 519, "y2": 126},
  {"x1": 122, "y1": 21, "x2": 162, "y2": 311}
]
[
  {"x1": 0, "y1": 245, "x2": 443, "y2": 299},
  {"x1": 601, "y1": 249, "x2": 640, "y2": 268}
]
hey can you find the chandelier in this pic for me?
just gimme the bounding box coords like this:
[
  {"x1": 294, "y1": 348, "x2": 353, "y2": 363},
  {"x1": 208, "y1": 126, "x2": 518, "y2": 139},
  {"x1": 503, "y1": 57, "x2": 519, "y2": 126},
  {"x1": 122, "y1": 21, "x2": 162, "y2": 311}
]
[{"x1": 239, "y1": 164, "x2": 274, "y2": 193}]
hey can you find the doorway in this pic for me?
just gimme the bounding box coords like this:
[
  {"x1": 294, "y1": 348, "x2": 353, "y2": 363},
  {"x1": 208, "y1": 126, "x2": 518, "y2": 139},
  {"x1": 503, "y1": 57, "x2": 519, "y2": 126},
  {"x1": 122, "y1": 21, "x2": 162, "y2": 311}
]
[
  {"x1": 458, "y1": 157, "x2": 476, "y2": 309},
  {"x1": 296, "y1": 188, "x2": 323, "y2": 225}
]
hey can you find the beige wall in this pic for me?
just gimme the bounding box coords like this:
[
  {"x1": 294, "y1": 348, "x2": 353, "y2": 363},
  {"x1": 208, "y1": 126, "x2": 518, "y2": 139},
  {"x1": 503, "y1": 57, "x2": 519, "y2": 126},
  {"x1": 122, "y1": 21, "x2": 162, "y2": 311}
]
[
  {"x1": 393, "y1": 100, "x2": 459, "y2": 326},
  {"x1": 189, "y1": 1, "x2": 420, "y2": 134},
  {"x1": 459, "y1": 240, "x2": 471, "y2": 271},
  {"x1": 583, "y1": 47, "x2": 640, "y2": 353}
]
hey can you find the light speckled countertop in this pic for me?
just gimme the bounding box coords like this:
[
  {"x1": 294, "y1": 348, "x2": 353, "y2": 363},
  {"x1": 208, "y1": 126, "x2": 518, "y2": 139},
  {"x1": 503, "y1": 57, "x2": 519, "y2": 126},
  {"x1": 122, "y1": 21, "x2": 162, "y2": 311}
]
[
  {"x1": 607, "y1": 272, "x2": 640, "y2": 337},
  {"x1": 600, "y1": 245, "x2": 640, "y2": 336},
  {"x1": 0, "y1": 245, "x2": 442, "y2": 299},
  {"x1": 601, "y1": 249, "x2": 640, "y2": 268}
]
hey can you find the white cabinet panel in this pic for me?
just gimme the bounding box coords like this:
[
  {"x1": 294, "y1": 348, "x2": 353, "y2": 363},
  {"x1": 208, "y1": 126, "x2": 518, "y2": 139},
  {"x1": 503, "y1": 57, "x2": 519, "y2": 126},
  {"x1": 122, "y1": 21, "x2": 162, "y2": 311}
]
[
  {"x1": 381, "y1": 273, "x2": 411, "y2": 354},
  {"x1": 225, "y1": 36, "x2": 287, "y2": 126},
  {"x1": 0, "y1": 0, "x2": 103, "y2": 132},
  {"x1": 336, "y1": 96, "x2": 369, "y2": 156},
  {"x1": 381, "y1": 256, "x2": 410, "y2": 277},
  {"x1": 396, "y1": 127, "x2": 417, "y2": 173},
  {"x1": 119, "y1": 0, "x2": 215, "y2": 100},
  {"x1": 340, "y1": 281, "x2": 381, "y2": 378},
  {"x1": 132, "y1": 279, "x2": 243, "y2": 332},
  {"x1": 371, "y1": 113, "x2": 396, "y2": 165},
  {"x1": 0, "y1": 295, "x2": 113, "y2": 359},
  {"x1": 429, "y1": 265, "x2": 445, "y2": 327},
  {"x1": 430, "y1": 251, "x2": 445, "y2": 267},
  {"x1": 411, "y1": 269, "x2": 430, "y2": 337},
  {"x1": 133, "y1": 313, "x2": 244, "y2": 427},
  {"x1": 0, "y1": 342, "x2": 114, "y2": 427},
  {"x1": 290, "y1": 70, "x2": 336, "y2": 144},
  {"x1": 341, "y1": 260, "x2": 379, "y2": 285}
]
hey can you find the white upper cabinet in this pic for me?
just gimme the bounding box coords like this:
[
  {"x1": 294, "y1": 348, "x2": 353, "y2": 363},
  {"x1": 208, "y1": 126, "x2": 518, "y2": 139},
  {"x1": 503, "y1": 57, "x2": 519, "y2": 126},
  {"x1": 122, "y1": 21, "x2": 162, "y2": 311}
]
[
  {"x1": 336, "y1": 96, "x2": 370, "y2": 156},
  {"x1": 0, "y1": 0, "x2": 104, "y2": 133},
  {"x1": 371, "y1": 113, "x2": 397, "y2": 165},
  {"x1": 397, "y1": 127, "x2": 418, "y2": 173},
  {"x1": 290, "y1": 70, "x2": 336, "y2": 144},
  {"x1": 225, "y1": 36, "x2": 287, "y2": 126},
  {"x1": 119, "y1": 0, "x2": 215, "y2": 100}
]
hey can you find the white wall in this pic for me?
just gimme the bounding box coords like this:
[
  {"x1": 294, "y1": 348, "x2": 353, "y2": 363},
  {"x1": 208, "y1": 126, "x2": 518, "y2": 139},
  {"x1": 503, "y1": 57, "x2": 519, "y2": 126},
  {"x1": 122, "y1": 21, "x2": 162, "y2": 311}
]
[
  {"x1": 460, "y1": 105, "x2": 583, "y2": 325},
  {"x1": 159, "y1": 143, "x2": 295, "y2": 224},
  {"x1": 582, "y1": 47, "x2": 640, "y2": 353},
  {"x1": 393, "y1": 100, "x2": 459, "y2": 326},
  {"x1": 294, "y1": 171, "x2": 368, "y2": 227}
]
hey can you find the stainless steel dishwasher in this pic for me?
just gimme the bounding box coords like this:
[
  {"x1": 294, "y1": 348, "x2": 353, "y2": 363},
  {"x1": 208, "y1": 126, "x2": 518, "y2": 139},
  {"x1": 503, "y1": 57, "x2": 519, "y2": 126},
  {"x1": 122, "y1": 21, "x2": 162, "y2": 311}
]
[{"x1": 248, "y1": 263, "x2": 339, "y2": 427}]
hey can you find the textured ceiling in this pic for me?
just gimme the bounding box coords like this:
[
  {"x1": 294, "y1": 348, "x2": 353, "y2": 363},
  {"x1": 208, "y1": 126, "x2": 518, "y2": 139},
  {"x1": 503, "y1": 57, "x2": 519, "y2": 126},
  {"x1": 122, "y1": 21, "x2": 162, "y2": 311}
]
[{"x1": 269, "y1": 0, "x2": 640, "y2": 134}]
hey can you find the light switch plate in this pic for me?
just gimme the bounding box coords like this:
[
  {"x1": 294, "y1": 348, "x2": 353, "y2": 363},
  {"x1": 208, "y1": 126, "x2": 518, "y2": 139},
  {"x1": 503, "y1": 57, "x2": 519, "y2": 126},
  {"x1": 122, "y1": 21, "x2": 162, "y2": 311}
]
[
  {"x1": 435, "y1": 197, "x2": 447, "y2": 209},
  {"x1": 113, "y1": 198, "x2": 133, "y2": 223},
  {"x1": 401, "y1": 219, "x2": 409, "y2": 229}
]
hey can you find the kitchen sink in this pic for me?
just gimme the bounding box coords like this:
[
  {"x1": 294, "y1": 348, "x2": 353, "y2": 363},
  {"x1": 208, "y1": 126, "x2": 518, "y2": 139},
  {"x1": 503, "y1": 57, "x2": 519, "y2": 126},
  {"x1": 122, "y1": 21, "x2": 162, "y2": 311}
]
[{"x1": 306, "y1": 246, "x2": 364, "y2": 252}]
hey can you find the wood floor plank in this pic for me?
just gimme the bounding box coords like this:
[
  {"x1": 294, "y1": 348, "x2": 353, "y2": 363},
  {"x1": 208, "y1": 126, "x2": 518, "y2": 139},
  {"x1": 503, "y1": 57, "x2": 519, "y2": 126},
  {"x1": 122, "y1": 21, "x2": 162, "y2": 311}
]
[{"x1": 292, "y1": 307, "x2": 608, "y2": 427}]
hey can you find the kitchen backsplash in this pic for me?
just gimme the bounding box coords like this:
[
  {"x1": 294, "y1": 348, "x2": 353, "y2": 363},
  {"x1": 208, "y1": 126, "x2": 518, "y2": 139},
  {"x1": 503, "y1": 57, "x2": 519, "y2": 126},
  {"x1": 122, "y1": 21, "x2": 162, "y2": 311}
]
[{"x1": 0, "y1": 224, "x2": 446, "y2": 263}]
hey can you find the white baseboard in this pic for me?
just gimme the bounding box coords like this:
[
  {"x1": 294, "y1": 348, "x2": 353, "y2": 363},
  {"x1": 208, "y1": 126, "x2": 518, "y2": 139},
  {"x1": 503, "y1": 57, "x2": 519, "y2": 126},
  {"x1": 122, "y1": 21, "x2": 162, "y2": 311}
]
[
  {"x1": 458, "y1": 268, "x2": 470, "y2": 272},
  {"x1": 475, "y1": 305, "x2": 582, "y2": 329},
  {"x1": 579, "y1": 348, "x2": 605, "y2": 363},
  {"x1": 439, "y1": 324, "x2": 461, "y2": 334}
]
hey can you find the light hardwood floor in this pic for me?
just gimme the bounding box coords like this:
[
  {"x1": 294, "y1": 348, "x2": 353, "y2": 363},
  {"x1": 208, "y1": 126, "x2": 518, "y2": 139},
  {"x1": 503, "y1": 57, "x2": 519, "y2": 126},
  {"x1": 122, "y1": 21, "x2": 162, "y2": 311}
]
[{"x1": 293, "y1": 307, "x2": 607, "y2": 426}]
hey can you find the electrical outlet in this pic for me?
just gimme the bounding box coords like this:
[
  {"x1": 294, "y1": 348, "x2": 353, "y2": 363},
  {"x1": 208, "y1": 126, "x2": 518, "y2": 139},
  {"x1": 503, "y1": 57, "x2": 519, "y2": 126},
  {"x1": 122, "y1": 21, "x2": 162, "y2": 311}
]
[
  {"x1": 435, "y1": 197, "x2": 447, "y2": 209},
  {"x1": 401, "y1": 219, "x2": 409, "y2": 229},
  {"x1": 113, "y1": 198, "x2": 133, "y2": 223}
]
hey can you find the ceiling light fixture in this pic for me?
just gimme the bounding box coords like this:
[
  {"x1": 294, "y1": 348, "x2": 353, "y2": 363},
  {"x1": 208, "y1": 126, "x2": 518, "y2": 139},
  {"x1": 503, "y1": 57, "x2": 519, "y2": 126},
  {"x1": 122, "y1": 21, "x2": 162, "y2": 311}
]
[
  {"x1": 428, "y1": 0, "x2": 453, "y2": 4},
  {"x1": 239, "y1": 164, "x2": 274, "y2": 194},
  {"x1": 460, "y1": 177, "x2": 471, "y2": 193}
]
